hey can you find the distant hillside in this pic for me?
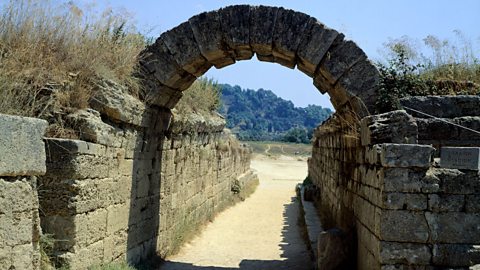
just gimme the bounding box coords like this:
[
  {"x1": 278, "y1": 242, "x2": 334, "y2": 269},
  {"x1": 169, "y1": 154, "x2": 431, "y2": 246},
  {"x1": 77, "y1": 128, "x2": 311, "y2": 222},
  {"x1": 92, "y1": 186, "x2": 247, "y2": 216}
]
[{"x1": 218, "y1": 84, "x2": 333, "y2": 143}]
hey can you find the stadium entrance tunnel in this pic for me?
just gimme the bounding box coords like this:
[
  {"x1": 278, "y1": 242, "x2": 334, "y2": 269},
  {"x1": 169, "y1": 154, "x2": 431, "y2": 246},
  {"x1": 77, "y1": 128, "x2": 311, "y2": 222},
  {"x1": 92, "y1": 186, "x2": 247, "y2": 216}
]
[
  {"x1": 137, "y1": 5, "x2": 380, "y2": 118},
  {"x1": 136, "y1": 5, "x2": 382, "y2": 269}
]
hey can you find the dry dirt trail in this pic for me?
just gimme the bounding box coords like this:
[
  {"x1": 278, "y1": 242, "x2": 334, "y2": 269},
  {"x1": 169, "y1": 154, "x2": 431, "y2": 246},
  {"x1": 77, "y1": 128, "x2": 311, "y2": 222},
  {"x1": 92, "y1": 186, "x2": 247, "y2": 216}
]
[{"x1": 159, "y1": 154, "x2": 313, "y2": 270}]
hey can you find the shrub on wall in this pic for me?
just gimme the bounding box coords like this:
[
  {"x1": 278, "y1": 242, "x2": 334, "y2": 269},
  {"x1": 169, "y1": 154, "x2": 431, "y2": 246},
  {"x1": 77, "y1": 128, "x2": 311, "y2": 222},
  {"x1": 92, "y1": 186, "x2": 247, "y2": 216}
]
[{"x1": 376, "y1": 34, "x2": 480, "y2": 113}]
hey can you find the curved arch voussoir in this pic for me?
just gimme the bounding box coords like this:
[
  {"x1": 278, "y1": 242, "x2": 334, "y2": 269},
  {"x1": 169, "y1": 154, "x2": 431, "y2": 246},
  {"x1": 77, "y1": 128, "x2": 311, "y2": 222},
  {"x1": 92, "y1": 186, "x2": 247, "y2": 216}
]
[
  {"x1": 189, "y1": 11, "x2": 236, "y2": 69},
  {"x1": 160, "y1": 22, "x2": 212, "y2": 77},
  {"x1": 139, "y1": 5, "x2": 380, "y2": 116},
  {"x1": 270, "y1": 8, "x2": 314, "y2": 69},
  {"x1": 218, "y1": 5, "x2": 254, "y2": 61}
]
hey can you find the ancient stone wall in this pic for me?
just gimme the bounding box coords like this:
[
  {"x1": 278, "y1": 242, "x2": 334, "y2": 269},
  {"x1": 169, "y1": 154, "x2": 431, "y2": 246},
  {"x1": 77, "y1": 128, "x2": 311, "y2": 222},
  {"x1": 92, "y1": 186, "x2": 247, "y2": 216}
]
[
  {"x1": 0, "y1": 114, "x2": 48, "y2": 270},
  {"x1": 309, "y1": 109, "x2": 480, "y2": 269},
  {"x1": 400, "y1": 95, "x2": 480, "y2": 152},
  {"x1": 36, "y1": 84, "x2": 257, "y2": 269}
]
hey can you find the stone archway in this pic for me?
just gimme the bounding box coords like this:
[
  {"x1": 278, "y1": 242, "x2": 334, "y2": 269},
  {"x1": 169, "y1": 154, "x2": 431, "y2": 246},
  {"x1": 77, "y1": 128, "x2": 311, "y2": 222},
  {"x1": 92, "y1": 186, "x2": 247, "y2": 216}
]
[{"x1": 138, "y1": 5, "x2": 380, "y2": 117}]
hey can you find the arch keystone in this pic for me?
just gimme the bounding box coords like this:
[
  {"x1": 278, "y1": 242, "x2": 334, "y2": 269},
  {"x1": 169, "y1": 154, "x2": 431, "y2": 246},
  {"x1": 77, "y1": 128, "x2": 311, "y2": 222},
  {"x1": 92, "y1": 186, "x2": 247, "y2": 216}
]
[
  {"x1": 218, "y1": 5, "x2": 254, "y2": 60},
  {"x1": 249, "y1": 6, "x2": 279, "y2": 60}
]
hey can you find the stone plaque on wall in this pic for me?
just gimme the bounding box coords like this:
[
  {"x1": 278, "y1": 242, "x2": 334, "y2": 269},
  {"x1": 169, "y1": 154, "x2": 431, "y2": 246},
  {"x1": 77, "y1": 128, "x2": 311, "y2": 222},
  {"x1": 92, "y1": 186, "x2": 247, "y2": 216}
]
[{"x1": 440, "y1": 147, "x2": 480, "y2": 170}]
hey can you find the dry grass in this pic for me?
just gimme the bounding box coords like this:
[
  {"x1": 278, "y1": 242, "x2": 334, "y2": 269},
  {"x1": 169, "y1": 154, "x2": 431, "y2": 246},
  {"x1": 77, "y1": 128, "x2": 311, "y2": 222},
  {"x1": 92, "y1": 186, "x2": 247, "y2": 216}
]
[
  {"x1": 174, "y1": 77, "x2": 221, "y2": 114},
  {"x1": 382, "y1": 33, "x2": 480, "y2": 86},
  {"x1": 0, "y1": 0, "x2": 145, "y2": 118}
]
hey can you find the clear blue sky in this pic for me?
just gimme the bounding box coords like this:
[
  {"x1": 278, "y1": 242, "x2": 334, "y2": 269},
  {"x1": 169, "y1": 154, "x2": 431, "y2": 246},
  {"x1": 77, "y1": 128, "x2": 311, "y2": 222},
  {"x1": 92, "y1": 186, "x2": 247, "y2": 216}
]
[{"x1": 99, "y1": 0, "x2": 479, "y2": 109}]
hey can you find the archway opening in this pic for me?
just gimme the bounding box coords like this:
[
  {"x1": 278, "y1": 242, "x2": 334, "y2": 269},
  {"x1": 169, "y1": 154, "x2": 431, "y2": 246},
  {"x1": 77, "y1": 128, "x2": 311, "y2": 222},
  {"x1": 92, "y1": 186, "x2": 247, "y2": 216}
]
[{"x1": 138, "y1": 5, "x2": 380, "y2": 118}]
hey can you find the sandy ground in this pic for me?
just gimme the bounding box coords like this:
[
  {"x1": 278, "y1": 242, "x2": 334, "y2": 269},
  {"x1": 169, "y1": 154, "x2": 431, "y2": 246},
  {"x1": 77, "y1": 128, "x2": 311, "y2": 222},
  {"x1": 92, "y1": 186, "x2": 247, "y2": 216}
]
[{"x1": 159, "y1": 154, "x2": 313, "y2": 270}]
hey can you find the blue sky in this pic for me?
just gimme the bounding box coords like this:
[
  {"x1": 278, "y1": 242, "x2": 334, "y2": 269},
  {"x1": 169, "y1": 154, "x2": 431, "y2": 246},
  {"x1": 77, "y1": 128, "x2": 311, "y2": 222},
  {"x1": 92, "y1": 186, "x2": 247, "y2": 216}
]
[{"x1": 99, "y1": 0, "x2": 479, "y2": 108}]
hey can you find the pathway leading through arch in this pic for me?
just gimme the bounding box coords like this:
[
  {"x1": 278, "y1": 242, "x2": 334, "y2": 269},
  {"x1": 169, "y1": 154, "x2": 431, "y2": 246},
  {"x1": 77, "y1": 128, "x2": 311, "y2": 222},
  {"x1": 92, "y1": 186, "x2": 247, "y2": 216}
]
[{"x1": 159, "y1": 154, "x2": 311, "y2": 270}]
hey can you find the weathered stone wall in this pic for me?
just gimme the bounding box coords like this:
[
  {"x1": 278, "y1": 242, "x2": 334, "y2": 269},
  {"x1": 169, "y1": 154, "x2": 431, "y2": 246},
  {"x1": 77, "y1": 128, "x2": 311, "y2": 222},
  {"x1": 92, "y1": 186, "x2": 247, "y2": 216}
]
[
  {"x1": 0, "y1": 114, "x2": 48, "y2": 270},
  {"x1": 400, "y1": 96, "x2": 480, "y2": 152},
  {"x1": 36, "y1": 84, "x2": 257, "y2": 269},
  {"x1": 309, "y1": 109, "x2": 480, "y2": 269}
]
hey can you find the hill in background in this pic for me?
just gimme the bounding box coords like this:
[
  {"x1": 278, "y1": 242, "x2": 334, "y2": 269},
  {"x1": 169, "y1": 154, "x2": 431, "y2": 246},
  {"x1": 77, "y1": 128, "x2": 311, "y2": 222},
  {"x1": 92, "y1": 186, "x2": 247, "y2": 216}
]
[{"x1": 218, "y1": 84, "x2": 333, "y2": 143}]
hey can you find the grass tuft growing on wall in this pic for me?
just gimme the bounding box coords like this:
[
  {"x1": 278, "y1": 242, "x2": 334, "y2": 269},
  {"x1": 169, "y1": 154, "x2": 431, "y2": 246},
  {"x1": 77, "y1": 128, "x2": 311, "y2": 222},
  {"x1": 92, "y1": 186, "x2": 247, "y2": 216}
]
[{"x1": 174, "y1": 77, "x2": 221, "y2": 114}]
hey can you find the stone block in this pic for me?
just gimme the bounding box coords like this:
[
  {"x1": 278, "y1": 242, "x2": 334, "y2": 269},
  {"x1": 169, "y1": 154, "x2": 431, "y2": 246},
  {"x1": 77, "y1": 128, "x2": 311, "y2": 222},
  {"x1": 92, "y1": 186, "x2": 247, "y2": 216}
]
[
  {"x1": 249, "y1": 6, "x2": 279, "y2": 57},
  {"x1": 44, "y1": 153, "x2": 116, "y2": 180},
  {"x1": 381, "y1": 168, "x2": 432, "y2": 193},
  {"x1": 218, "y1": 5, "x2": 253, "y2": 60},
  {"x1": 0, "y1": 246, "x2": 11, "y2": 269},
  {"x1": 297, "y1": 21, "x2": 339, "y2": 77},
  {"x1": 353, "y1": 195, "x2": 377, "y2": 232},
  {"x1": 44, "y1": 138, "x2": 106, "y2": 156},
  {"x1": 379, "y1": 242, "x2": 431, "y2": 265},
  {"x1": 317, "y1": 228, "x2": 351, "y2": 270},
  {"x1": 428, "y1": 168, "x2": 480, "y2": 195},
  {"x1": 400, "y1": 95, "x2": 480, "y2": 119},
  {"x1": 365, "y1": 145, "x2": 382, "y2": 165},
  {"x1": 61, "y1": 240, "x2": 104, "y2": 270},
  {"x1": 440, "y1": 147, "x2": 480, "y2": 170},
  {"x1": 380, "y1": 144, "x2": 434, "y2": 168},
  {"x1": 12, "y1": 244, "x2": 35, "y2": 270},
  {"x1": 106, "y1": 203, "x2": 130, "y2": 235},
  {"x1": 144, "y1": 84, "x2": 183, "y2": 109},
  {"x1": 327, "y1": 85, "x2": 352, "y2": 108},
  {"x1": 103, "y1": 230, "x2": 128, "y2": 261},
  {"x1": 0, "y1": 178, "x2": 37, "y2": 213},
  {"x1": 358, "y1": 243, "x2": 380, "y2": 270},
  {"x1": 118, "y1": 159, "x2": 134, "y2": 177},
  {"x1": 361, "y1": 111, "x2": 418, "y2": 146},
  {"x1": 271, "y1": 8, "x2": 313, "y2": 68},
  {"x1": 428, "y1": 194, "x2": 465, "y2": 212},
  {"x1": 160, "y1": 22, "x2": 212, "y2": 77},
  {"x1": 0, "y1": 113, "x2": 48, "y2": 176},
  {"x1": 466, "y1": 195, "x2": 480, "y2": 212},
  {"x1": 140, "y1": 40, "x2": 196, "y2": 90},
  {"x1": 378, "y1": 210, "x2": 429, "y2": 243},
  {"x1": 189, "y1": 11, "x2": 235, "y2": 68},
  {"x1": 74, "y1": 209, "x2": 108, "y2": 249},
  {"x1": 90, "y1": 79, "x2": 149, "y2": 127},
  {"x1": 66, "y1": 109, "x2": 124, "y2": 148},
  {"x1": 433, "y1": 244, "x2": 480, "y2": 267},
  {"x1": 336, "y1": 59, "x2": 380, "y2": 114},
  {"x1": 314, "y1": 39, "x2": 367, "y2": 91},
  {"x1": 127, "y1": 219, "x2": 158, "y2": 248},
  {"x1": 426, "y1": 212, "x2": 480, "y2": 244},
  {"x1": 382, "y1": 193, "x2": 427, "y2": 211},
  {"x1": 0, "y1": 212, "x2": 34, "y2": 247}
]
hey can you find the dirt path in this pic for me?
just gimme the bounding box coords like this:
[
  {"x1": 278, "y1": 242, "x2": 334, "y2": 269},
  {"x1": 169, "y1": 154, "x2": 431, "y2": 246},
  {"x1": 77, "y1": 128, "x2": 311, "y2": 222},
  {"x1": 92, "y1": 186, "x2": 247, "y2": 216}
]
[{"x1": 159, "y1": 154, "x2": 312, "y2": 270}]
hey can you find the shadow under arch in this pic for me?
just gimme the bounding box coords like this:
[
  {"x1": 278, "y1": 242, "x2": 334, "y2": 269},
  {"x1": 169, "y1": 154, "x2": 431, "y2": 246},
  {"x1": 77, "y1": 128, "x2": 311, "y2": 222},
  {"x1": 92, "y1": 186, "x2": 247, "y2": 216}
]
[{"x1": 127, "y1": 4, "x2": 380, "y2": 268}]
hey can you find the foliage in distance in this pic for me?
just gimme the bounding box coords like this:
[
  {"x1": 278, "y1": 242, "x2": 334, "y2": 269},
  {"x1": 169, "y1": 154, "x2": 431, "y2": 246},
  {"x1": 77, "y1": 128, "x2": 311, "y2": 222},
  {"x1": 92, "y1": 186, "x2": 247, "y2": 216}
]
[{"x1": 218, "y1": 84, "x2": 333, "y2": 143}]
